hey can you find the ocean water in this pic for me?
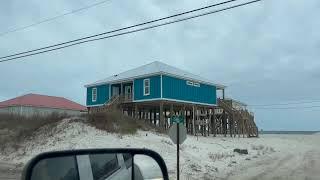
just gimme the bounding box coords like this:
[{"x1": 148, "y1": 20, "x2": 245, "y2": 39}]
[{"x1": 260, "y1": 131, "x2": 319, "y2": 135}]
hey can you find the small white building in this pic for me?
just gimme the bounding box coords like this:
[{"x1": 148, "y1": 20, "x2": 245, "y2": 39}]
[{"x1": 0, "y1": 93, "x2": 87, "y2": 117}]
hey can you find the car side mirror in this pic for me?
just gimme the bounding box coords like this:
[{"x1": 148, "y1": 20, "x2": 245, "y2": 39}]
[{"x1": 21, "y1": 148, "x2": 169, "y2": 180}]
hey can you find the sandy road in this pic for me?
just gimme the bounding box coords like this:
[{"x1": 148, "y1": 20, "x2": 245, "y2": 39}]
[
  {"x1": 226, "y1": 149, "x2": 320, "y2": 180},
  {"x1": 0, "y1": 161, "x2": 21, "y2": 180},
  {"x1": 2, "y1": 152, "x2": 319, "y2": 180}
]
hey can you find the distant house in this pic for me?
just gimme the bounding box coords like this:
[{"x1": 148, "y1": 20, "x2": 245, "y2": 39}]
[{"x1": 0, "y1": 93, "x2": 87, "y2": 117}]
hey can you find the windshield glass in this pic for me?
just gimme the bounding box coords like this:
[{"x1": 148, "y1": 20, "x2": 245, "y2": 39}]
[{"x1": 0, "y1": 0, "x2": 319, "y2": 180}]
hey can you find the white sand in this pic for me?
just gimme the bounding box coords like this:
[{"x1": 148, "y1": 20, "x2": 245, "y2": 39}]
[
  {"x1": 1, "y1": 119, "x2": 319, "y2": 180},
  {"x1": 225, "y1": 134, "x2": 320, "y2": 180}
]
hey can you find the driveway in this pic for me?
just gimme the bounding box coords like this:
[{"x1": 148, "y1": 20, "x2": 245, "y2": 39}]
[{"x1": 225, "y1": 149, "x2": 320, "y2": 180}]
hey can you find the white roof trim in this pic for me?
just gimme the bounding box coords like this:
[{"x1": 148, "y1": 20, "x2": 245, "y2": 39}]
[{"x1": 132, "y1": 98, "x2": 217, "y2": 106}]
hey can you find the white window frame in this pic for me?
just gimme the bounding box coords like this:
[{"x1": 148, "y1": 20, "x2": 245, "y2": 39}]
[
  {"x1": 186, "y1": 80, "x2": 194, "y2": 86},
  {"x1": 143, "y1": 79, "x2": 150, "y2": 96},
  {"x1": 194, "y1": 82, "x2": 200, "y2": 87},
  {"x1": 92, "y1": 88, "x2": 97, "y2": 102}
]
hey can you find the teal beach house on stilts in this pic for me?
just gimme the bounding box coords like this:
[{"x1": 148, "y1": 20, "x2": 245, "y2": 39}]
[{"x1": 85, "y1": 61, "x2": 258, "y2": 137}]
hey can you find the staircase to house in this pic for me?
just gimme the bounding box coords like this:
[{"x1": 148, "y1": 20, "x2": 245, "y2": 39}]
[
  {"x1": 218, "y1": 99, "x2": 258, "y2": 137},
  {"x1": 88, "y1": 95, "x2": 123, "y2": 113},
  {"x1": 104, "y1": 95, "x2": 123, "y2": 109}
]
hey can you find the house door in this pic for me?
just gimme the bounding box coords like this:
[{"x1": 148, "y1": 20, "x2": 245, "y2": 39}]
[
  {"x1": 124, "y1": 86, "x2": 132, "y2": 100},
  {"x1": 112, "y1": 86, "x2": 120, "y2": 97}
]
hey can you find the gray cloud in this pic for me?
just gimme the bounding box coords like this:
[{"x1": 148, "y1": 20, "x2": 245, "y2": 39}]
[{"x1": 0, "y1": 0, "x2": 320, "y2": 130}]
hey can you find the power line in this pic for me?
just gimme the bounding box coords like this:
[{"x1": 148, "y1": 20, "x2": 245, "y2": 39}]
[
  {"x1": 0, "y1": 0, "x2": 111, "y2": 37},
  {"x1": 0, "y1": 0, "x2": 239, "y2": 61},
  {"x1": 253, "y1": 105, "x2": 320, "y2": 110},
  {"x1": 0, "y1": 0, "x2": 261, "y2": 63},
  {"x1": 248, "y1": 100, "x2": 320, "y2": 107}
]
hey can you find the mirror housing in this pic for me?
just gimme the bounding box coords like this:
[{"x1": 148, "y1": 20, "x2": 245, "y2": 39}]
[{"x1": 22, "y1": 148, "x2": 169, "y2": 180}]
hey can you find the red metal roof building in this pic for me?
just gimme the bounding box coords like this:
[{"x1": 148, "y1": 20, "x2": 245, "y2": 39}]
[{"x1": 0, "y1": 93, "x2": 86, "y2": 116}]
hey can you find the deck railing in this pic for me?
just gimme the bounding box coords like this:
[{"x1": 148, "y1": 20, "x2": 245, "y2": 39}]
[{"x1": 105, "y1": 95, "x2": 119, "y2": 106}]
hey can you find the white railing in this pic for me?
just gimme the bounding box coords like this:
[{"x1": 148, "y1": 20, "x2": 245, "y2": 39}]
[{"x1": 105, "y1": 95, "x2": 120, "y2": 106}]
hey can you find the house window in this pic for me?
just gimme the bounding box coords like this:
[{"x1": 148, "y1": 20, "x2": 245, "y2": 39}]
[
  {"x1": 194, "y1": 82, "x2": 200, "y2": 87},
  {"x1": 143, "y1": 79, "x2": 150, "y2": 96},
  {"x1": 186, "y1": 81, "x2": 193, "y2": 86},
  {"x1": 92, "y1": 88, "x2": 97, "y2": 102}
]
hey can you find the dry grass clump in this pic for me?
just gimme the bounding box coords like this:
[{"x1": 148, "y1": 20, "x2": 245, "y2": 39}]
[
  {"x1": 0, "y1": 112, "x2": 67, "y2": 151},
  {"x1": 208, "y1": 152, "x2": 235, "y2": 161},
  {"x1": 84, "y1": 110, "x2": 163, "y2": 135}
]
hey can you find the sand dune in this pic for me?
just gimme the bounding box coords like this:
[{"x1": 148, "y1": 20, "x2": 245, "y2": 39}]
[{"x1": 0, "y1": 118, "x2": 319, "y2": 180}]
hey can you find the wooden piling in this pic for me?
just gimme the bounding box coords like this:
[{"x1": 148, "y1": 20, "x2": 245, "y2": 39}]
[{"x1": 159, "y1": 102, "x2": 164, "y2": 129}]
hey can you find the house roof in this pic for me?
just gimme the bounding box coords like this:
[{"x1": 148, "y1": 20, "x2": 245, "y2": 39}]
[
  {"x1": 0, "y1": 93, "x2": 87, "y2": 111},
  {"x1": 85, "y1": 61, "x2": 225, "y2": 89}
]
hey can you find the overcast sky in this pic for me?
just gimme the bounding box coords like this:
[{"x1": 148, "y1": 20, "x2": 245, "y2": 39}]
[{"x1": 1, "y1": 0, "x2": 319, "y2": 131}]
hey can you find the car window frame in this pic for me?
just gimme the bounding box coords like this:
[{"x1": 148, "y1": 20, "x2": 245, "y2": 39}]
[
  {"x1": 31, "y1": 155, "x2": 80, "y2": 180},
  {"x1": 89, "y1": 153, "x2": 121, "y2": 180},
  {"x1": 122, "y1": 153, "x2": 133, "y2": 169}
]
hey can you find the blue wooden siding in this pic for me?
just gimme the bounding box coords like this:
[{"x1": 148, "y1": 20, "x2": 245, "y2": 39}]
[
  {"x1": 134, "y1": 75, "x2": 161, "y2": 101},
  {"x1": 162, "y1": 75, "x2": 216, "y2": 105},
  {"x1": 86, "y1": 84, "x2": 109, "y2": 106}
]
